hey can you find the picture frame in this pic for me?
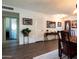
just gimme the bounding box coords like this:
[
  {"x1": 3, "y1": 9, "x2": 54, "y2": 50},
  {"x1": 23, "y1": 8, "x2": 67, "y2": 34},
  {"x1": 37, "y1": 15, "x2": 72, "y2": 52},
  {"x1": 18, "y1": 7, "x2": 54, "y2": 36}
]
[
  {"x1": 57, "y1": 22, "x2": 62, "y2": 27},
  {"x1": 23, "y1": 18, "x2": 32, "y2": 25},
  {"x1": 71, "y1": 20, "x2": 77, "y2": 28},
  {"x1": 47, "y1": 21, "x2": 56, "y2": 28},
  {"x1": 65, "y1": 21, "x2": 71, "y2": 31}
]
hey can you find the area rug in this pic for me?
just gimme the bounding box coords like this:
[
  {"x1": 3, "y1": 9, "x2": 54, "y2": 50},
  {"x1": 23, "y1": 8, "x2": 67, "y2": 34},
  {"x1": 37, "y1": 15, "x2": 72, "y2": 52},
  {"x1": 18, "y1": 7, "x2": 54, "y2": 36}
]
[{"x1": 33, "y1": 49, "x2": 77, "y2": 59}]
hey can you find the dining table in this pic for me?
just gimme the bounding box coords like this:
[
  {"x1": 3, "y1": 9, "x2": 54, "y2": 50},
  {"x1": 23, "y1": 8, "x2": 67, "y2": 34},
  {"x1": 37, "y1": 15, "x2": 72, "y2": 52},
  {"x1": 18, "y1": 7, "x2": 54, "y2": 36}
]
[
  {"x1": 63, "y1": 30, "x2": 77, "y2": 44},
  {"x1": 69, "y1": 36, "x2": 77, "y2": 43}
]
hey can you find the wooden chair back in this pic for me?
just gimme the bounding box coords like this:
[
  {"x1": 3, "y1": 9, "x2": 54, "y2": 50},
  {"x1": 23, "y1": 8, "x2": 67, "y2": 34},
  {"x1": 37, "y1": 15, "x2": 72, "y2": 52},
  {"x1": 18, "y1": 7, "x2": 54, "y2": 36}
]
[{"x1": 58, "y1": 31, "x2": 77, "y2": 59}]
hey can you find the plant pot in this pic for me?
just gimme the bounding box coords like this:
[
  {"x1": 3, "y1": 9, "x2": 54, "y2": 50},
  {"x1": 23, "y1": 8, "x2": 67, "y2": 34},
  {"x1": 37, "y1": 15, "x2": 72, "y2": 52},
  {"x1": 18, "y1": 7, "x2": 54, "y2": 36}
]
[{"x1": 23, "y1": 32, "x2": 29, "y2": 36}]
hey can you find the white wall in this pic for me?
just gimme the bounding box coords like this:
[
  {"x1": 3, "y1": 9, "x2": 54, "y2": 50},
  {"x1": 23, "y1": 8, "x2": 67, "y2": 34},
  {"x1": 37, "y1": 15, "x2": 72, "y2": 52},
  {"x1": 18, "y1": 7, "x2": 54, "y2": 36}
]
[
  {"x1": 44, "y1": 15, "x2": 64, "y2": 31},
  {"x1": 2, "y1": 5, "x2": 49, "y2": 45},
  {"x1": 3, "y1": 4, "x2": 72, "y2": 45}
]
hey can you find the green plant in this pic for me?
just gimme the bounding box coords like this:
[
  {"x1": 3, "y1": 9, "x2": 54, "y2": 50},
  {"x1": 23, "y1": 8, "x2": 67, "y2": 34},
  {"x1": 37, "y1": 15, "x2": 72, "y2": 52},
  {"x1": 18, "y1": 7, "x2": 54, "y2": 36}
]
[{"x1": 21, "y1": 28, "x2": 31, "y2": 36}]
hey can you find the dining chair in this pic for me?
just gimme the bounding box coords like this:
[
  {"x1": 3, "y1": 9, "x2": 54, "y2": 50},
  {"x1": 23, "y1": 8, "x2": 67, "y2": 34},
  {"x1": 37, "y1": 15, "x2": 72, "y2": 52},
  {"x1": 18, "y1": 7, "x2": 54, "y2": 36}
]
[{"x1": 58, "y1": 31, "x2": 77, "y2": 59}]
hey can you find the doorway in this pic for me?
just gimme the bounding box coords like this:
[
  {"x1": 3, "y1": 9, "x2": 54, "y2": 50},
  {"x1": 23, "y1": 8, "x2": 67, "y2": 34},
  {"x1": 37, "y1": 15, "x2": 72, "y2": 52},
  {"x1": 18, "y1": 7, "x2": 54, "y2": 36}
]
[
  {"x1": 2, "y1": 11, "x2": 19, "y2": 48},
  {"x1": 64, "y1": 21, "x2": 71, "y2": 35}
]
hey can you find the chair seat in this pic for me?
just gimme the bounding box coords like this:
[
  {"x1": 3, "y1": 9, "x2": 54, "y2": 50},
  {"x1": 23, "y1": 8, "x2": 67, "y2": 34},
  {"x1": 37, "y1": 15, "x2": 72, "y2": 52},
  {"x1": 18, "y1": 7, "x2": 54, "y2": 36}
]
[{"x1": 61, "y1": 45, "x2": 77, "y2": 57}]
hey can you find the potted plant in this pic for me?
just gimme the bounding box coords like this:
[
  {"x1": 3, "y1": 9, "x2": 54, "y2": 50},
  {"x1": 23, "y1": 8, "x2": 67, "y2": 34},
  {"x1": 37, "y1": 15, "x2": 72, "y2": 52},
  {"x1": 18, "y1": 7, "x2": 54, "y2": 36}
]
[{"x1": 21, "y1": 28, "x2": 31, "y2": 37}]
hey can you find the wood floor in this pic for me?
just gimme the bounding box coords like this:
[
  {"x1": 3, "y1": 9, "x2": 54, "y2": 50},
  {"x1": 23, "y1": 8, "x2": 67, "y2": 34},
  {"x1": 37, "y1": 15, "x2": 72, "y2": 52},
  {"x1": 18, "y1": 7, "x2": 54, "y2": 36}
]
[{"x1": 2, "y1": 39, "x2": 58, "y2": 59}]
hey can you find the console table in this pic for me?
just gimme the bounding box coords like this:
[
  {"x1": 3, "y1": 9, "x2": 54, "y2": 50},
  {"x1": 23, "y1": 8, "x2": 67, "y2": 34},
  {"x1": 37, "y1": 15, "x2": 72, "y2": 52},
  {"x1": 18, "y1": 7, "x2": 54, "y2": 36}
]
[{"x1": 44, "y1": 32, "x2": 58, "y2": 41}]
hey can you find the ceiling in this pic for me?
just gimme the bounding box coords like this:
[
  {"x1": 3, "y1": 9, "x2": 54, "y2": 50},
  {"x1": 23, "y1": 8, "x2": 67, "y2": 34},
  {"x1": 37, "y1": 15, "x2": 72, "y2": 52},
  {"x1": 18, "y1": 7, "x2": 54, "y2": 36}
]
[{"x1": 2, "y1": 0, "x2": 76, "y2": 15}]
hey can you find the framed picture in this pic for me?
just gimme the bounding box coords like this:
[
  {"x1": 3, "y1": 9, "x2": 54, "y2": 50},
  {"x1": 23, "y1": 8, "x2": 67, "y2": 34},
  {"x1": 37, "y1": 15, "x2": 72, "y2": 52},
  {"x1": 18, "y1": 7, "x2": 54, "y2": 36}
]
[
  {"x1": 65, "y1": 21, "x2": 71, "y2": 31},
  {"x1": 71, "y1": 20, "x2": 77, "y2": 28},
  {"x1": 57, "y1": 22, "x2": 62, "y2": 27},
  {"x1": 47, "y1": 21, "x2": 56, "y2": 28},
  {"x1": 23, "y1": 18, "x2": 32, "y2": 25}
]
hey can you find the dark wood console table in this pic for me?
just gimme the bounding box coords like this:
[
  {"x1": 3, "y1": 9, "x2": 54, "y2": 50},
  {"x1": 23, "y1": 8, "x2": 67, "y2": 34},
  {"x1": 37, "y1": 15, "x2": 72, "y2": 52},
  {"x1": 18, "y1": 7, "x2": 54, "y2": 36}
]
[{"x1": 44, "y1": 32, "x2": 58, "y2": 41}]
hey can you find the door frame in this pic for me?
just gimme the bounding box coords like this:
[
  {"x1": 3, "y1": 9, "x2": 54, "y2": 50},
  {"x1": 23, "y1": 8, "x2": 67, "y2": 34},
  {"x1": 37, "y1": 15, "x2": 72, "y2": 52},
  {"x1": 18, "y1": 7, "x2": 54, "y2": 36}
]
[{"x1": 2, "y1": 11, "x2": 19, "y2": 45}]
